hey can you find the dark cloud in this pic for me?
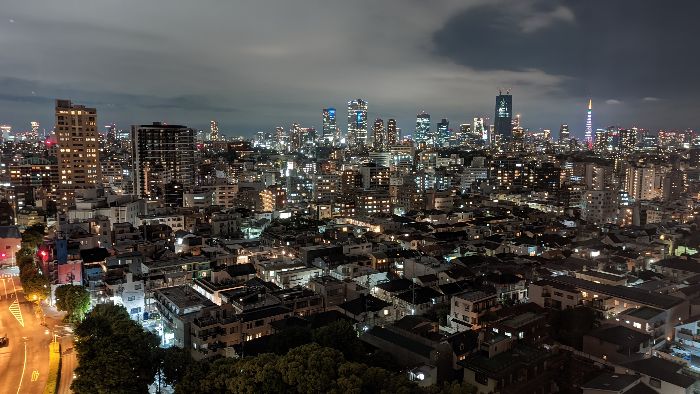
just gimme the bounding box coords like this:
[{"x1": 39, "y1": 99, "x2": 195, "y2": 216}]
[
  {"x1": 433, "y1": 1, "x2": 700, "y2": 113},
  {"x1": 0, "y1": 1, "x2": 696, "y2": 136}
]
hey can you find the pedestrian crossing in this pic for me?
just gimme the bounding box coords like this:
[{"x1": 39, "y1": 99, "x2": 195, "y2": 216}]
[{"x1": 9, "y1": 299, "x2": 24, "y2": 327}]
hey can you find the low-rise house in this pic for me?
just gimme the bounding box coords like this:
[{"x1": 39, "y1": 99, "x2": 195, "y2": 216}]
[
  {"x1": 616, "y1": 306, "x2": 667, "y2": 339},
  {"x1": 335, "y1": 294, "x2": 394, "y2": 326},
  {"x1": 581, "y1": 373, "x2": 654, "y2": 394},
  {"x1": 530, "y1": 276, "x2": 688, "y2": 338},
  {"x1": 360, "y1": 325, "x2": 453, "y2": 382},
  {"x1": 105, "y1": 271, "x2": 146, "y2": 321},
  {"x1": 153, "y1": 285, "x2": 216, "y2": 348},
  {"x1": 491, "y1": 311, "x2": 547, "y2": 344},
  {"x1": 448, "y1": 290, "x2": 498, "y2": 331},
  {"x1": 190, "y1": 303, "x2": 293, "y2": 360},
  {"x1": 393, "y1": 286, "x2": 445, "y2": 318},
  {"x1": 307, "y1": 275, "x2": 359, "y2": 308},
  {"x1": 582, "y1": 325, "x2": 652, "y2": 364},
  {"x1": 459, "y1": 344, "x2": 560, "y2": 394},
  {"x1": 617, "y1": 357, "x2": 699, "y2": 394},
  {"x1": 484, "y1": 272, "x2": 528, "y2": 302}
]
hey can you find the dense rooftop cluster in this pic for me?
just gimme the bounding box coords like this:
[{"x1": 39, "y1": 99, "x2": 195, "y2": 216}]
[{"x1": 2, "y1": 99, "x2": 700, "y2": 393}]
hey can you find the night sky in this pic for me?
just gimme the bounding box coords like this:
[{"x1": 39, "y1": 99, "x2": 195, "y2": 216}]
[{"x1": 0, "y1": 0, "x2": 697, "y2": 138}]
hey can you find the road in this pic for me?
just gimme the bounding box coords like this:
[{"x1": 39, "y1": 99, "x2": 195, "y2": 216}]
[
  {"x1": 0, "y1": 271, "x2": 53, "y2": 394},
  {"x1": 58, "y1": 333, "x2": 77, "y2": 394}
]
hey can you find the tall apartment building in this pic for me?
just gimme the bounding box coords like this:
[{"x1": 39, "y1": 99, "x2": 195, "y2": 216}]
[
  {"x1": 580, "y1": 190, "x2": 619, "y2": 225},
  {"x1": 55, "y1": 99, "x2": 100, "y2": 203},
  {"x1": 132, "y1": 122, "x2": 196, "y2": 201},
  {"x1": 625, "y1": 165, "x2": 661, "y2": 201}
]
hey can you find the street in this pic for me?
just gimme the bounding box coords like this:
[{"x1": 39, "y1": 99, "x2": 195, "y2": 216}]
[
  {"x1": 57, "y1": 333, "x2": 77, "y2": 394},
  {"x1": 0, "y1": 270, "x2": 58, "y2": 394}
]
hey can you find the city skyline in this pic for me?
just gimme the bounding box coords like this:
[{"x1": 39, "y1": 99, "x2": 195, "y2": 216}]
[
  {"x1": 2, "y1": 2, "x2": 700, "y2": 393},
  {"x1": 1, "y1": 1, "x2": 699, "y2": 135}
]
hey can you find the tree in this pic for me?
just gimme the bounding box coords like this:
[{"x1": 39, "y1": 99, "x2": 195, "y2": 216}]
[
  {"x1": 21, "y1": 271, "x2": 50, "y2": 302},
  {"x1": 176, "y1": 343, "x2": 424, "y2": 394},
  {"x1": 157, "y1": 347, "x2": 194, "y2": 387},
  {"x1": 21, "y1": 224, "x2": 45, "y2": 250},
  {"x1": 427, "y1": 381, "x2": 478, "y2": 394},
  {"x1": 276, "y1": 344, "x2": 344, "y2": 393},
  {"x1": 312, "y1": 320, "x2": 363, "y2": 361},
  {"x1": 72, "y1": 304, "x2": 160, "y2": 394},
  {"x1": 336, "y1": 361, "x2": 420, "y2": 394},
  {"x1": 55, "y1": 284, "x2": 91, "y2": 323},
  {"x1": 267, "y1": 326, "x2": 312, "y2": 355}
]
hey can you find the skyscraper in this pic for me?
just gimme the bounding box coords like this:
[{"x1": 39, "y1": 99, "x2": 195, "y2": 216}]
[
  {"x1": 415, "y1": 112, "x2": 431, "y2": 146},
  {"x1": 347, "y1": 99, "x2": 368, "y2": 149},
  {"x1": 619, "y1": 128, "x2": 637, "y2": 155},
  {"x1": 55, "y1": 99, "x2": 101, "y2": 203},
  {"x1": 473, "y1": 117, "x2": 486, "y2": 141},
  {"x1": 559, "y1": 124, "x2": 570, "y2": 142},
  {"x1": 594, "y1": 129, "x2": 607, "y2": 154},
  {"x1": 437, "y1": 118, "x2": 449, "y2": 147},
  {"x1": 132, "y1": 122, "x2": 196, "y2": 200},
  {"x1": 210, "y1": 120, "x2": 219, "y2": 141},
  {"x1": 585, "y1": 99, "x2": 593, "y2": 150},
  {"x1": 322, "y1": 108, "x2": 337, "y2": 146},
  {"x1": 494, "y1": 91, "x2": 513, "y2": 140},
  {"x1": 30, "y1": 121, "x2": 40, "y2": 140},
  {"x1": 387, "y1": 119, "x2": 398, "y2": 146},
  {"x1": 454, "y1": 124, "x2": 470, "y2": 146},
  {"x1": 372, "y1": 118, "x2": 386, "y2": 150}
]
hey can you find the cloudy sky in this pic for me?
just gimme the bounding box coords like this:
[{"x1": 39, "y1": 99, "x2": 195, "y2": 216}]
[{"x1": 0, "y1": 0, "x2": 697, "y2": 138}]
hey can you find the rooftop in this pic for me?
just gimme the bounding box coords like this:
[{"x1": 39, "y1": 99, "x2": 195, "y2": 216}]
[
  {"x1": 338, "y1": 294, "x2": 390, "y2": 315},
  {"x1": 622, "y1": 356, "x2": 697, "y2": 388},
  {"x1": 655, "y1": 257, "x2": 700, "y2": 274},
  {"x1": 363, "y1": 326, "x2": 433, "y2": 359},
  {"x1": 586, "y1": 325, "x2": 650, "y2": 348},
  {"x1": 581, "y1": 373, "x2": 639, "y2": 391},
  {"x1": 498, "y1": 312, "x2": 543, "y2": 329},
  {"x1": 622, "y1": 306, "x2": 664, "y2": 320},
  {"x1": 155, "y1": 285, "x2": 215, "y2": 313},
  {"x1": 460, "y1": 345, "x2": 550, "y2": 377},
  {"x1": 545, "y1": 275, "x2": 684, "y2": 310},
  {"x1": 455, "y1": 289, "x2": 496, "y2": 302}
]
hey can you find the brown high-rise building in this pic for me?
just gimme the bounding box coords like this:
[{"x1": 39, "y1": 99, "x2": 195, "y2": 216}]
[{"x1": 55, "y1": 99, "x2": 101, "y2": 203}]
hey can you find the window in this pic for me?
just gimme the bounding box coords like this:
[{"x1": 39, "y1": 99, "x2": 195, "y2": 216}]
[{"x1": 127, "y1": 296, "x2": 135, "y2": 302}]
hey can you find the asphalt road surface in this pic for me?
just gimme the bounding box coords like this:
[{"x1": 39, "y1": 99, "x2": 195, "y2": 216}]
[
  {"x1": 58, "y1": 333, "x2": 77, "y2": 394},
  {"x1": 0, "y1": 273, "x2": 52, "y2": 394}
]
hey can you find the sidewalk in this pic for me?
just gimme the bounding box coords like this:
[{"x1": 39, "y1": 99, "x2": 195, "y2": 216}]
[{"x1": 40, "y1": 302, "x2": 68, "y2": 327}]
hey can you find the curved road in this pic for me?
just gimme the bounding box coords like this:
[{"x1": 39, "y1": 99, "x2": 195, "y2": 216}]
[{"x1": 0, "y1": 274, "x2": 52, "y2": 394}]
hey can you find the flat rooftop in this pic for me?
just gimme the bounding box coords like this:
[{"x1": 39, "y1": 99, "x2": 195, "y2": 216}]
[
  {"x1": 546, "y1": 275, "x2": 684, "y2": 310},
  {"x1": 622, "y1": 306, "x2": 664, "y2": 320},
  {"x1": 155, "y1": 285, "x2": 215, "y2": 312}
]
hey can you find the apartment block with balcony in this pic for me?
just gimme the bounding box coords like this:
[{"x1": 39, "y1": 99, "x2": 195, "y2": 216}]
[{"x1": 448, "y1": 290, "x2": 498, "y2": 331}]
